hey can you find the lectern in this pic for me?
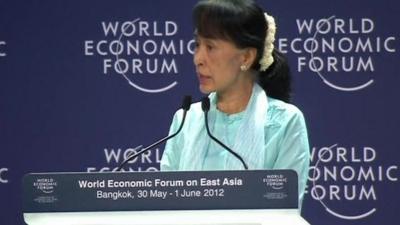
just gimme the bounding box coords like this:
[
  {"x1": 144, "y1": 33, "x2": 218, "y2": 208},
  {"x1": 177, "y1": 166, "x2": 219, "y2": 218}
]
[{"x1": 22, "y1": 170, "x2": 310, "y2": 225}]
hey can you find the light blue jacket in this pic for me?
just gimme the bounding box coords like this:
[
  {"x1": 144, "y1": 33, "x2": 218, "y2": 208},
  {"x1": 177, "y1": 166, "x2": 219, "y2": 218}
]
[{"x1": 161, "y1": 97, "x2": 310, "y2": 207}]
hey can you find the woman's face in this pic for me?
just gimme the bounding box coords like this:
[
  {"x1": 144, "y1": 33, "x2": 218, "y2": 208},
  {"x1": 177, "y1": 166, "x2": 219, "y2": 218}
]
[{"x1": 193, "y1": 35, "x2": 247, "y2": 94}]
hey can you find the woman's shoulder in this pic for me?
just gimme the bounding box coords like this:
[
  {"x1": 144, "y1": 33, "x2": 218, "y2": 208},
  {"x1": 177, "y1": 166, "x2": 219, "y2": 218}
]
[
  {"x1": 172, "y1": 101, "x2": 204, "y2": 121},
  {"x1": 267, "y1": 97, "x2": 305, "y2": 127}
]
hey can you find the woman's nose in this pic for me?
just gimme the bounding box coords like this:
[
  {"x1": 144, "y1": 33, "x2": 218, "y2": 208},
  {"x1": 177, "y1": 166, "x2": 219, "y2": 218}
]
[{"x1": 193, "y1": 46, "x2": 204, "y2": 67}]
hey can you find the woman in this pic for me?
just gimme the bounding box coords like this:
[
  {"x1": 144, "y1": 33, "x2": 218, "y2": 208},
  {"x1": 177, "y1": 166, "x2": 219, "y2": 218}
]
[{"x1": 161, "y1": 0, "x2": 310, "y2": 207}]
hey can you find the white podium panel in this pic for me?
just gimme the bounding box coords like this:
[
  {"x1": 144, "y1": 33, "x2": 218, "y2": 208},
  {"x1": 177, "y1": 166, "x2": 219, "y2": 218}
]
[
  {"x1": 22, "y1": 170, "x2": 310, "y2": 225},
  {"x1": 24, "y1": 209, "x2": 309, "y2": 225}
]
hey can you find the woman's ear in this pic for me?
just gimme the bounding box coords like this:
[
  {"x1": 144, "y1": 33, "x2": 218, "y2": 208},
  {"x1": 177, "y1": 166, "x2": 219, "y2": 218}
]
[{"x1": 242, "y1": 47, "x2": 258, "y2": 68}]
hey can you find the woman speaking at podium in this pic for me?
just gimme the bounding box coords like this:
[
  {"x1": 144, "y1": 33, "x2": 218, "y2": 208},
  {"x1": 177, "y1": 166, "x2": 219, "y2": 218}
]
[{"x1": 161, "y1": 0, "x2": 310, "y2": 206}]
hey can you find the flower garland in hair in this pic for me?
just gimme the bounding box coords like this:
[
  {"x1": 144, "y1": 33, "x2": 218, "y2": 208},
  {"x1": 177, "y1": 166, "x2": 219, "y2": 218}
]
[{"x1": 259, "y1": 13, "x2": 276, "y2": 71}]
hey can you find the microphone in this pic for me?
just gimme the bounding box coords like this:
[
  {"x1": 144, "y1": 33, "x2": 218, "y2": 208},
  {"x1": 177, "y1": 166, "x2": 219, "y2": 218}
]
[
  {"x1": 117, "y1": 95, "x2": 192, "y2": 171},
  {"x1": 201, "y1": 97, "x2": 248, "y2": 170}
]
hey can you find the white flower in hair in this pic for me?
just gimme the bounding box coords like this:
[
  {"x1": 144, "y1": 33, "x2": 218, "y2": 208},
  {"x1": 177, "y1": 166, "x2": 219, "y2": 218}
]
[{"x1": 259, "y1": 13, "x2": 276, "y2": 71}]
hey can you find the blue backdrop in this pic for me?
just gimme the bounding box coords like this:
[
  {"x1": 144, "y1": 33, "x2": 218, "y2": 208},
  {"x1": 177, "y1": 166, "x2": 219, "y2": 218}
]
[{"x1": 0, "y1": 0, "x2": 399, "y2": 224}]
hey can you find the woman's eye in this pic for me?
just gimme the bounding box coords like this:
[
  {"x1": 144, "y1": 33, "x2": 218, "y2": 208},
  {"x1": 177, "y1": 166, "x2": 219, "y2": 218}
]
[{"x1": 193, "y1": 39, "x2": 214, "y2": 51}]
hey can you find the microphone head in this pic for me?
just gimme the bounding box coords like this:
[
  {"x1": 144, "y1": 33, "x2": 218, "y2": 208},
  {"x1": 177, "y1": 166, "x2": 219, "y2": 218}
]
[
  {"x1": 182, "y1": 95, "x2": 192, "y2": 111},
  {"x1": 201, "y1": 97, "x2": 210, "y2": 112}
]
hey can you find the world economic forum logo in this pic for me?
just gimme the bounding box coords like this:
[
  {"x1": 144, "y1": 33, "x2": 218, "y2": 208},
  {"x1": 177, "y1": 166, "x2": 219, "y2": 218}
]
[
  {"x1": 308, "y1": 144, "x2": 398, "y2": 220},
  {"x1": 33, "y1": 178, "x2": 58, "y2": 194},
  {"x1": 262, "y1": 174, "x2": 288, "y2": 200},
  {"x1": 279, "y1": 16, "x2": 397, "y2": 92},
  {"x1": 84, "y1": 18, "x2": 195, "y2": 93},
  {"x1": 85, "y1": 145, "x2": 162, "y2": 172},
  {"x1": 262, "y1": 174, "x2": 286, "y2": 190}
]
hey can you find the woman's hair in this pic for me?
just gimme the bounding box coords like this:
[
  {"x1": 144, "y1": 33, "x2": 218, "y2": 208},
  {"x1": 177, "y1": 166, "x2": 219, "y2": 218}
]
[{"x1": 193, "y1": 0, "x2": 292, "y2": 102}]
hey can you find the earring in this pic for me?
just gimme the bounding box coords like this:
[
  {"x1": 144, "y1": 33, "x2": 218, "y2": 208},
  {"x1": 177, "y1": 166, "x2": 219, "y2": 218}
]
[{"x1": 240, "y1": 65, "x2": 247, "y2": 71}]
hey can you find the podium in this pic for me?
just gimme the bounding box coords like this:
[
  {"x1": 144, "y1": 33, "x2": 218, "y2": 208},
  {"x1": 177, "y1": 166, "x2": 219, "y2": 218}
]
[{"x1": 22, "y1": 170, "x2": 310, "y2": 225}]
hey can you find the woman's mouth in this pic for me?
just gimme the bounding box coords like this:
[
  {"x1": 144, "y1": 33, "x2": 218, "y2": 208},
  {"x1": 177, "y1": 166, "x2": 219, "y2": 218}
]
[{"x1": 198, "y1": 73, "x2": 211, "y2": 84}]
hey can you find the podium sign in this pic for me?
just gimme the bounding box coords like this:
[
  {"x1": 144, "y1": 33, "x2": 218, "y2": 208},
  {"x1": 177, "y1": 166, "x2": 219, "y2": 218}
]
[
  {"x1": 22, "y1": 170, "x2": 310, "y2": 225},
  {"x1": 23, "y1": 170, "x2": 298, "y2": 212}
]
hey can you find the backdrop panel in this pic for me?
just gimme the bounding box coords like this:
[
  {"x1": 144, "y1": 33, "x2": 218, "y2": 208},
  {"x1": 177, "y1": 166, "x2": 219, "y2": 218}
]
[{"x1": 0, "y1": 0, "x2": 399, "y2": 225}]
